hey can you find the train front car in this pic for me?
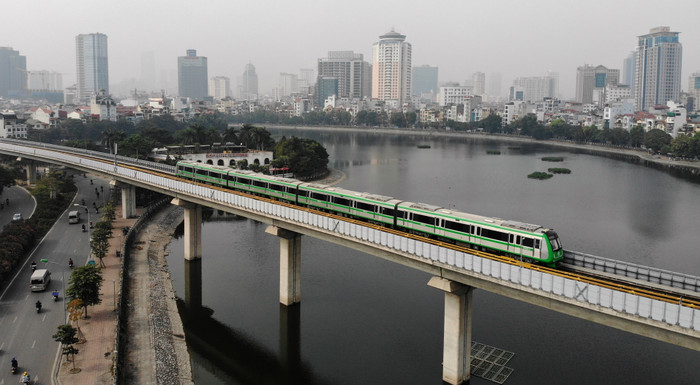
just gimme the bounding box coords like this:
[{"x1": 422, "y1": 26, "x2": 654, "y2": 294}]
[{"x1": 542, "y1": 229, "x2": 564, "y2": 267}]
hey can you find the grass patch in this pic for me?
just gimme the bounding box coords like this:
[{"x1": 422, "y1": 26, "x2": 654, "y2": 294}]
[
  {"x1": 528, "y1": 172, "x2": 553, "y2": 180},
  {"x1": 541, "y1": 156, "x2": 564, "y2": 162},
  {"x1": 486, "y1": 150, "x2": 501, "y2": 155},
  {"x1": 548, "y1": 168, "x2": 571, "y2": 174}
]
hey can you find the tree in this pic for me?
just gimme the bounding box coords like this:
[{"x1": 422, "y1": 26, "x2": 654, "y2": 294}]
[
  {"x1": 480, "y1": 114, "x2": 503, "y2": 133},
  {"x1": 644, "y1": 129, "x2": 672, "y2": 153},
  {"x1": 117, "y1": 134, "x2": 154, "y2": 159},
  {"x1": 66, "y1": 264, "x2": 104, "y2": 317},
  {"x1": 100, "y1": 127, "x2": 127, "y2": 154},
  {"x1": 53, "y1": 324, "x2": 80, "y2": 369},
  {"x1": 274, "y1": 137, "x2": 329, "y2": 177},
  {"x1": 0, "y1": 165, "x2": 19, "y2": 195},
  {"x1": 629, "y1": 125, "x2": 645, "y2": 147}
]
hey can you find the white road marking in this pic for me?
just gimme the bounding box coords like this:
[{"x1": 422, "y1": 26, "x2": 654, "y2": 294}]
[
  {"x1": 12, "y1": 316, "x2": 17, "y2": 323},
  {"x1": 31, "y1": 339, "x2": 36, "y2": 349}
]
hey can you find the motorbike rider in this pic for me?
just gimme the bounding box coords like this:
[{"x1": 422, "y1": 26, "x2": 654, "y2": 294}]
[
  {"x1": 81, "y1": 224, "x2": 86, "y2": 232},
  {"x1": 21, "y1": 371, "x2": 30, "y2": 383},
  {"x1": 30, "y1": 261, "x2": 36, "y2": 271},
  {"x1": 69, "y1": 258, "x2": 74, "y2": 268},
  {"x1": 52, "y1": 289, "x2": 59, "y2": 300},
  {"x1": 11, "y1": 357, "x2": 18, "y2": 371},
  {"x1": 35, "y1": 300, "x2": 42, "y2": 312}
]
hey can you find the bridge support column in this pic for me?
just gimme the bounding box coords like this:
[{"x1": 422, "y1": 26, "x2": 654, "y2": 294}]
[
  {"x1": 171, "y1": 198, "x2": 202, "y2": 260},
  {"x1": 120, "y1": 184, "x2": 136, "y2": 219},
  {"x1": 265, "y1": 225, "x2": 301, "y2": 305},
  {"x1": 25, "y1": 161, "x2": 37, "y2": 185},
  {"x1": 184, "y1": 259, "x2": 203, "y2": 310},
  {"x1": 428, "y1": 276, "x2": 473, "y2": 385}
]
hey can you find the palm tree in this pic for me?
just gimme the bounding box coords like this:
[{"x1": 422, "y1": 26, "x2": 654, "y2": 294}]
[
  {"x1": 100, "y1": 127, "x2": 126, "y2": 154},
  {"x1": 222, "y1": 126, "x2": 239, "y2": 144}
]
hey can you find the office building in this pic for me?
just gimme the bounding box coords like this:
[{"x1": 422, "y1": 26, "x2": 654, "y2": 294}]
[
  {"x1": 439, "y1": 86, "x2": 472, "y2": 106},
  {"x1": 317, "y1": 77, "x2": 339, "y2": 106},
  {"x1": 209, "y1": 76, "x2": 231, "y2": 100},
  {"x1": 412, "y1": 65, "x2": 438, "y2": 96},
  {"x1": 0, "y1": 47, "x2": 27, "y2": 98},
  {"x1": 688, "y1": 73, "x2": 700, "y2": 112},
  {"x1": 634, "y1": 26, "x2": 682, "y2": 111},
  {"x1": 511, "y1": 75, "x2": 557, "y2": 102},
  {"x1": 177, "y1": 49, "x2": 208, "y2": 100},
  {"x1": 372, "y1": 30, "x2": 412, "y2": 105},
  {"x1": 75, "y1": 33, "x2": 109, "y2": 103},
  {"x1": 472, "y1": 72, "x2": 485, "y2": 96},
  {"x1": 317, "y1": 51, "x2": 370, "y2": 102},
  {"x1": 238, "y1": 63, "x2": 258, "y2": 101},
  {"x1": 575, "y1": 65, "x2": 620, "y2": 104},
  {"x1": 622, "y1": 52, "x2": 635, "y2": 91},
  {"x1": 277, "y1": 72, "x2": 298, "y2": 100},
  {"x1": 27, "y1": 71, "x2": 62, "y2": 91}
]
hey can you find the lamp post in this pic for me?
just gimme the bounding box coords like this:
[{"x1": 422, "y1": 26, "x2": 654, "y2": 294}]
[{"x1": 40, "y1": 258, "x2": 66, "y2": 323}]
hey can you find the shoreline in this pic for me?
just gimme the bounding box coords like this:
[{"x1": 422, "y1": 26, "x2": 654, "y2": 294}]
[{"x1": 267, "y1": 125, "x2": 700, "y2": 179}]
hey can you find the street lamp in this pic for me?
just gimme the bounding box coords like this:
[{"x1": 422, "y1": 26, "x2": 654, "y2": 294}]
[{"x1": 40, "y1": 258, "x2": 67, "y2": 323}]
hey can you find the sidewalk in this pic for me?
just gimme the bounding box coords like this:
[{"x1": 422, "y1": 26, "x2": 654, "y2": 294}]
[{"x1": 56, "y1": 207, "x2": 138, "y2": 385}]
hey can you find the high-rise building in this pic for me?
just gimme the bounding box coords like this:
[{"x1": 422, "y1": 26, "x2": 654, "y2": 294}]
[
  {"x1": 0, "y1": 47, "x2": 27, "y2": 98},
  {"x1": 209, "y1": 76, "x2": 231, "y2": 100},
  {"x1": 622, "y1": 52, "x2": 635, "y2": 91},
  {"x1": 177, "y1": 49, "x2": 208, "y2": 100},
  {"x1": 317, "y1": 77, "x2": 339, "y2": 106},
  {"x1": 372, "y1": 30, "x2": 412, "y2": 105},
  {"x1": 511, "y1": 75, "x2": 557, "y2": 102},
  {"x1": 472, "y1": 72, "x2": 486, "y2": 96},
  {"x1": 75, "y1": 33, "x2": 109, "y2": 103},
  {"x1": 575, "y1": 65, "x2": 620, "y2": 104},
  {"x1": 277, "y1": 72, "x2": 298, "y2": 100},
  {"x1": 27, "y1": 71, "x2": 63, "y2": 91},
  {"x1": 412, "y1": 65, "x2": 438, "y2": 96},
  {"x1": 238, "y1": 63, "x2": 258, "y2": 101},
  {"x1": 634, "y1": 26, "x2": 682, "y2": 111},
  {"x1": 317, "y1": 51, "x2": 371, "y2": 102},
  {"x1": 688, "y1": 73, "x2": 700, "y2": 112}
]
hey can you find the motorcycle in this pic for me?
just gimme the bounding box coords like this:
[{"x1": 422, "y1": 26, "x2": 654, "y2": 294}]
[
  {"x1": 35, "y1": 301, "x2": 41, "y2": 313},
  {"x1": 52, "y1": 290, "x2": 59, "y2": 301},
  {"x1": 30, "y1": 262, "x2": 36, "y2": 271},
  {"x1": 69, "y1": 258, "x2": 74, "y2": 268},
  {"x1": 10, "y1": 357, "x2": 17, "y2": 374},
  {"x1": 81, "y1": 224, "x2": 86, "y2": 232}
]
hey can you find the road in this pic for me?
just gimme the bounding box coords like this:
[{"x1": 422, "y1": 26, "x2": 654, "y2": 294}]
[{"x1": 0, "y1": 173, "x2": 111, "y2": 385}]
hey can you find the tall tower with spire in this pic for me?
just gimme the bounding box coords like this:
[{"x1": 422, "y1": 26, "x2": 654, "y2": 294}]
[{"x1": 372, "y1": 30, "x2": 412, "y2": 106}]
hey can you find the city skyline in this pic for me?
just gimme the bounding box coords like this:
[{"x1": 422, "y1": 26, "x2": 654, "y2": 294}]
[{"x1": 1, "y1": 0, "x2": 699, "y2": 100}]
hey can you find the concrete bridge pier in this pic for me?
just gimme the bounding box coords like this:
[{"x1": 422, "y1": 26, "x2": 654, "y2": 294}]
[
  {"x1": 265, "y1": 225, "x2": 302, "y2": 305},
  {"x1": 184, "y1": 259, "x2": 203, "y2": 311},
  {"x1": 25, "y1": 160, "x2": 37, "y2": 185},
  {"x1": 428, "y1": 276, "x2": 474, "y2": 385},
  {"x1": 110, "y1": 180, "x2": 137, "y2": 218},
  {"x1": 171, "y1": 198, "x2": 203, "y2": 261}
]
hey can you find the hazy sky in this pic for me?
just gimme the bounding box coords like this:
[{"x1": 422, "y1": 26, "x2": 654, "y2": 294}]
[{"x1": 3, "y1": 0, "x2": 699, "y2": 99}]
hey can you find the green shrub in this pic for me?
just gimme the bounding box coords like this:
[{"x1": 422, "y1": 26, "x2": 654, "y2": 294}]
[
  {"x1": 528, "y1": 172, "x2": 554, "y2": 180},
  {"x1": 541, "y1": 156, "x2": 564, "y2": 162},
  {"x1": 548, "y1": 168, "x2": 571, "y2": 174}
]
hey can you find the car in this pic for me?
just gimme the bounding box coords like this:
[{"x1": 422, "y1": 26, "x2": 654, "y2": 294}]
[{"x1": 12, "y1": 213, "x2": 22, "y2": 221}]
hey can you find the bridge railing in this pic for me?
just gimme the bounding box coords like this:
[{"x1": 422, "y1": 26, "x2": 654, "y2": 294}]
[{"x1": 2, "y1": 141, "x2": 698, "y2": 333}]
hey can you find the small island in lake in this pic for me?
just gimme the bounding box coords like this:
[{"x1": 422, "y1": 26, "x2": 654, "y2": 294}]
[{"x1": 528, "y1": 172, "x2": 554, "y2": 180}]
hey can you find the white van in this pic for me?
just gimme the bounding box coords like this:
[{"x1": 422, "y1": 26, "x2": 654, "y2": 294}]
[
  {"x1": 68, "y1": 210, "x2": 80, "y2": 224},
  {"x1": 30, "y1": 269, "x2": 51, "y2": 292}
]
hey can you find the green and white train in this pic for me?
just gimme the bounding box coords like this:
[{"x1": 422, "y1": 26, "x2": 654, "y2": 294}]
[{"x1": 176, "y1": 161, "x2": 564, "y2": 266}]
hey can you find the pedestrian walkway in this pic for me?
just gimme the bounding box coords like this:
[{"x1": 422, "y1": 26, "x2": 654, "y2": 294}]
[{"x1": 55, "y1": 207, "x2": 138, "y2": 385}]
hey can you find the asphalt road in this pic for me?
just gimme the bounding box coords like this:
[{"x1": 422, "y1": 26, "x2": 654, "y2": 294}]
[{"x1": 0, "y1": 173, "x2": 111, "y2": 385}]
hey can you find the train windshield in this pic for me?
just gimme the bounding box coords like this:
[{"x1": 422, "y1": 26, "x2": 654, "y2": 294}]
[{"x1": 546, "y1": 231, "x2": 562, "y2": 251}]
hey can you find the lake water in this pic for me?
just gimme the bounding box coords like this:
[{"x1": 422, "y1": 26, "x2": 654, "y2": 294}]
[{"x1": 166, "y1": 128, "x2": 700, "y2": 385}]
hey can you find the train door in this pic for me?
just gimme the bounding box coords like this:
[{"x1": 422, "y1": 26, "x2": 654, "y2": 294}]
[{"x1": 507, "y1": 234, "x2": 522, "y2": 255}]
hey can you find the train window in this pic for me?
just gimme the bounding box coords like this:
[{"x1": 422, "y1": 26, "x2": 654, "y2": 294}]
[
  {"x1": 356, "y1": 201, "x2": 375, "y2": 211},
  {"x1": 298, "y1": 190, "x2": 309, "y2": 197},
  {"x1": 535, "y1": 239, "x2": 541, "y2": 249},
  {"x1": 237, "y1": 177, "x2": 251, "y2": 185},
  {"x1": 288, "y1": 188, "x2": 299, "y2": 195},
  {"x1": 412, "y1": 213, "x2": 434, "y2": 226},
  {"x1": 481, "y1": 228, "x2": 508, "y2": 242},
  {"x1": 225, "y1": 174, "x2": 235, "y2": 182},
  {"x1": 311, "y1": 192, "x2": 328, "y2": 201},
  {"x1": 210, "y1": 172, "x2": 222, "y2": 180},
  {"x1": 334, "y1": 197, "x2": 350, "y2": 206},
  {"x1": 516, "y1": 235, "x2": 521, "y2": 245},
  {"x1": 184, "y1": 167, "x2": 193, "y2": 173},
  {"x1": 522, "y1": 238, "x2": 534, "y2": 247},
  {"x1": 196, "y1": 169, "x2": 207, "y2": 176},
  {"x1": 444, "y1": 220, "x2": 469, "y2": 233},
  {"x1": 252, "y1": 180, "x2": 266, "y2": 188},
  {"x1": 381, "y1": 207, "x2": 395, "y2": 217},
  {"x1": 269, "y1": 184, "x2": 285, "y2": 192}
]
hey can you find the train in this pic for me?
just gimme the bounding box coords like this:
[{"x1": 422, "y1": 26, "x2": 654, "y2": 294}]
[{"x1": 175, "y1": 161, "x2": 564, "y2": 267}]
